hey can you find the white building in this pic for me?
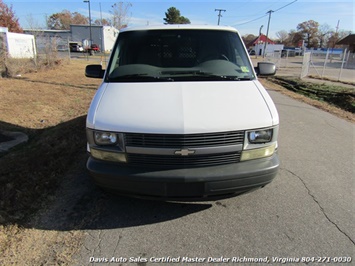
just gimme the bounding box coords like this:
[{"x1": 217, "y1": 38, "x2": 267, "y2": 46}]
[
  {"x1": 253, "y1": 43, "x2": 284, "y2": 57},
  {"x1": 0, "y1": 27, "x2": 36, "y2": 58}
]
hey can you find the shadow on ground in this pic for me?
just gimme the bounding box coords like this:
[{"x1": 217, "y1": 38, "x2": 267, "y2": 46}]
[{"x1": 0, "y1": 117, "x2": 212, "y2": 231}]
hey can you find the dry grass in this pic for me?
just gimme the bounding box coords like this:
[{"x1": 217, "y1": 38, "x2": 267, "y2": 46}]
[
  {"x1": 0, "y1": 59, "x2": 101, "y2": 264},
  {"x1": 0, "y1": 60, "x2": 100, "y2": 130},
  {"x1": 0, "y1": 60, "x2": 101, "y2": 223}
]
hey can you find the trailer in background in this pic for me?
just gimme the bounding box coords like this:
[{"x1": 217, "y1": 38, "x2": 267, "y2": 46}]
[{"x1": 0, "y1": 27, "x2": 36, "y2": 59}]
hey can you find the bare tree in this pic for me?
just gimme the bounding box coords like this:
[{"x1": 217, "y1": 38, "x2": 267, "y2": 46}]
[
  {"x1": 242, "y1": 34, "x2": 257, "y2": 46},
  {"x1": 318, "y1": 24, "x2": 332, "y2": 48},
  {"x1": 94, "y1": 18, "x2": 110, "y2": 26},
  {"x1": 47, "y1": 10, "x2": 88, "y2": 30},
  {"x1": 297, "y1": 20, "x2": 320, "y2": 48},
  {"x1": 26, "y1": 13, "x2": 43, "y2": 29},
  {"x1": 110, "y1": 2, "x2": 132, "y2": 29},
  {"x1": 282, "y1": 30, "x2": 303, "y2": 47},
  {"x1": 275, "y1": 30, "x2": 288, "y2": 44}
]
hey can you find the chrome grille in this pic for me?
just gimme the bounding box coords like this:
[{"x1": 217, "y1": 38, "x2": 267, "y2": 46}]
[
  {"x1": 125, "y1": 131, "x2": 245, "y2": 148},
  {"x1": 126, "y1": 152, "x2": 241, "y2": 168}
]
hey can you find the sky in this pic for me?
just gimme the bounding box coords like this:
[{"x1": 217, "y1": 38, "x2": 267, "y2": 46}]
[{"x1": 3, "y1": 0, "x2": 354, "y2": 38}]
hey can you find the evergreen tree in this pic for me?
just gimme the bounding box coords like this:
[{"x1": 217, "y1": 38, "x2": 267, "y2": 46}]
[{"x1": 164, "y1": 7, "x2": 190, "y2": 24}]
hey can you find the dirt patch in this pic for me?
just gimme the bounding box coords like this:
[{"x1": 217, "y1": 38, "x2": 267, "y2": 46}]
[{"x1": 0, "y1": 225, "x2": 84, "y2": 265}]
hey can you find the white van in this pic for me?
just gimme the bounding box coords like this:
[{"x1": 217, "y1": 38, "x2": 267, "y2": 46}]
[{"x1": 85, "y1": 25, "x2": 279, "y2": 199}]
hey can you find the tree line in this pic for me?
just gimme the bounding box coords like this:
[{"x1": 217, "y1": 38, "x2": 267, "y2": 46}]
[
  {"x1": 0, "y1": 0, "x2": 350, "y2": 49},
  {"x1": 243, "y1": 19, "x2": 350, "y2": 49}
]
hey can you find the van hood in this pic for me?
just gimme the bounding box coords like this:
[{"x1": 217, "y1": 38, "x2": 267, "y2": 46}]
[{"x1": 88, "y1": 81, "x2": 278, "y2": 134}]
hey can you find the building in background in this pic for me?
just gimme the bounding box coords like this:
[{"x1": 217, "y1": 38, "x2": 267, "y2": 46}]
[
  {"x1": 70, "y1": 25, "x2": 118, "y2": 52},
  {"x1": 24, "y1": 25, "x2": 119, "y2": 53},
  {"x1": 23, "y1": 29, "x2": 70, "y2": 53},
  {"x1": 246, "y1": 34, "x2": 285, "y2": 57},
  {"x1": 337, "y1": 34, "x2": 355, "y2": 53}
]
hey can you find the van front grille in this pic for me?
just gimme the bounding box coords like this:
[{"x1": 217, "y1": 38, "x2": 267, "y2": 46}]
[
  {"x1": 126, "y1": 152, "x2": 241, "y2": 168},
  {"x1": 124, "y1": 131, "x2": 244, "y2": 168},
  {"x1": 124, "y1": 131, "x2": 245, "y2": 148}
]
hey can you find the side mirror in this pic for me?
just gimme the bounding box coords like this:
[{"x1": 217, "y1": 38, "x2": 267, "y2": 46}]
[
  {"x1": 85, "y1": 64, "x2": 105, "y2": 78},
  {"x1": 255, "y1": 62, "x2": 276, "y2": 76}
]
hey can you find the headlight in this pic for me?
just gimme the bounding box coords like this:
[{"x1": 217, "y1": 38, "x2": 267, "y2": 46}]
[
  {"x1": 248, "y1": 129, "x2": 273, "y2": 143},
  {"x1": 94, "y1": 131, "x2": 118, "y2": 145},
  {"x1": 241, "y1": 143, "x2": 276, "y2": 161}
]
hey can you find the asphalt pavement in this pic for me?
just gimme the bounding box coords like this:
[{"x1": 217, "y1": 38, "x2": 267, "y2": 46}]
[{"x1": 69, "y1": 89, "x2": 354, "y2": 265}]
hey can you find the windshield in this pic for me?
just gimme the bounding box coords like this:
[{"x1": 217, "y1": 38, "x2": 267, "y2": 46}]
[{"x1": 107, "y1": 29, "x2": 255, "y2": 82}]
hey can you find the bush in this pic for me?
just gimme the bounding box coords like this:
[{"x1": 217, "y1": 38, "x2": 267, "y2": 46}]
[{"x1": 0, "y1": 40, "x2": 64, "y2": 78}]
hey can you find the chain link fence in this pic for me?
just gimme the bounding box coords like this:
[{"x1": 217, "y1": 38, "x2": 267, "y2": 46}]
[
  {"x1": 303, "y1": 49, "x2": 354, "y2": 83},
  {"x1": 259, "y1": 49, "x2": 355, "y2": 84}
]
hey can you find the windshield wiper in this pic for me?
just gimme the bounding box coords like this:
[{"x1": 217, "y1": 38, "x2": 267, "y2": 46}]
[
  {"x1": 109, "y1": 74, "x2": 174, "y2": 82},
  {"x1": 194, "y1": 72, "x2": 253, "y2": 81},
  {"x1": 161, "y1": 70, "x2": 251, "y2": 81}
]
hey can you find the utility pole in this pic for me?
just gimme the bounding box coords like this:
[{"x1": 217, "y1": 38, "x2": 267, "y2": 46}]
[
  {"x1": 335, "y1": 20, "x2": 340, "y2": 33},
  {"x1": 215, "y1": 9, "x2": 226, "y2": 25},
  {"x1": 263, "y1": 10, "x2": 273, "y2": 58},
  {"x1": 84, "y1": 0, "x2": 92, "y2": 47},
  {"x1": 259, "y1": 0, "x2": 297, "y2": 57}
]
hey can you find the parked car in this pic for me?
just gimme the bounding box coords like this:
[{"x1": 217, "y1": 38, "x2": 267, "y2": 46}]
[
  {"x1": 84, "y1": 44, "x2": 100, "y2": 55},
  {"x1": 90, "y1": 44, "x2": 100, "y2": 52},
  {"x1": 69, "y1": 44, "x2": 84, "y2": 52},
  {"x1": 85, "y1": 25, "x2": 279, "y2": 200}
]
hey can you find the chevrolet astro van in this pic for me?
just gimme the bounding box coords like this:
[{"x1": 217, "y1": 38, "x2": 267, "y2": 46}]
[{"x1": 85, "y1": 25, "x2": 279, "y2": 199}]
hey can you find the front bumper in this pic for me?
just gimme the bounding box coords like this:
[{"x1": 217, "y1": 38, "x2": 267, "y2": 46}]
[{"x1": 87, "y1": 153, "x2": 279, "y2": 200}]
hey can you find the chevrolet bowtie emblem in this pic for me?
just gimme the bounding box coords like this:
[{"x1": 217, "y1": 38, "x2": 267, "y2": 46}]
[{"x1": 174, "y1": 149, "x2": 196, "y2": 156}]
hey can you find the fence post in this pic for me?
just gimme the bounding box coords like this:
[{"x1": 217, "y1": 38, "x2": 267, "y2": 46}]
[
  {"x1": 321, "y1": 48, "x2": 329, "y2": 79},
  {"x1": 345, "y1": 50, "x2": 351, "y2": 68},
  {"x1": 300, "y1": 52, "x2": 311, "y2": 79},
  {"x1": 67, "y1": 37, "x2": 71, "y2": 62},
  {"x1": 32, "y1": 37, "x2": 37, "y2": 67},
  {"x1": 338, "y1": 48, "x2": 347, "y2": 81}
]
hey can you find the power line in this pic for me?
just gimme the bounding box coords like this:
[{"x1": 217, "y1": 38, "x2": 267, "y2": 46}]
[
  {"x1": 234, "y1": 14, "x2": 268, "y2": 26},
  {"x1": 274, "y1": 0, "x2": 298, "y2": 12},
  {"x1": 232, "y1": 0, "x2": 297, "y2": 27}
]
